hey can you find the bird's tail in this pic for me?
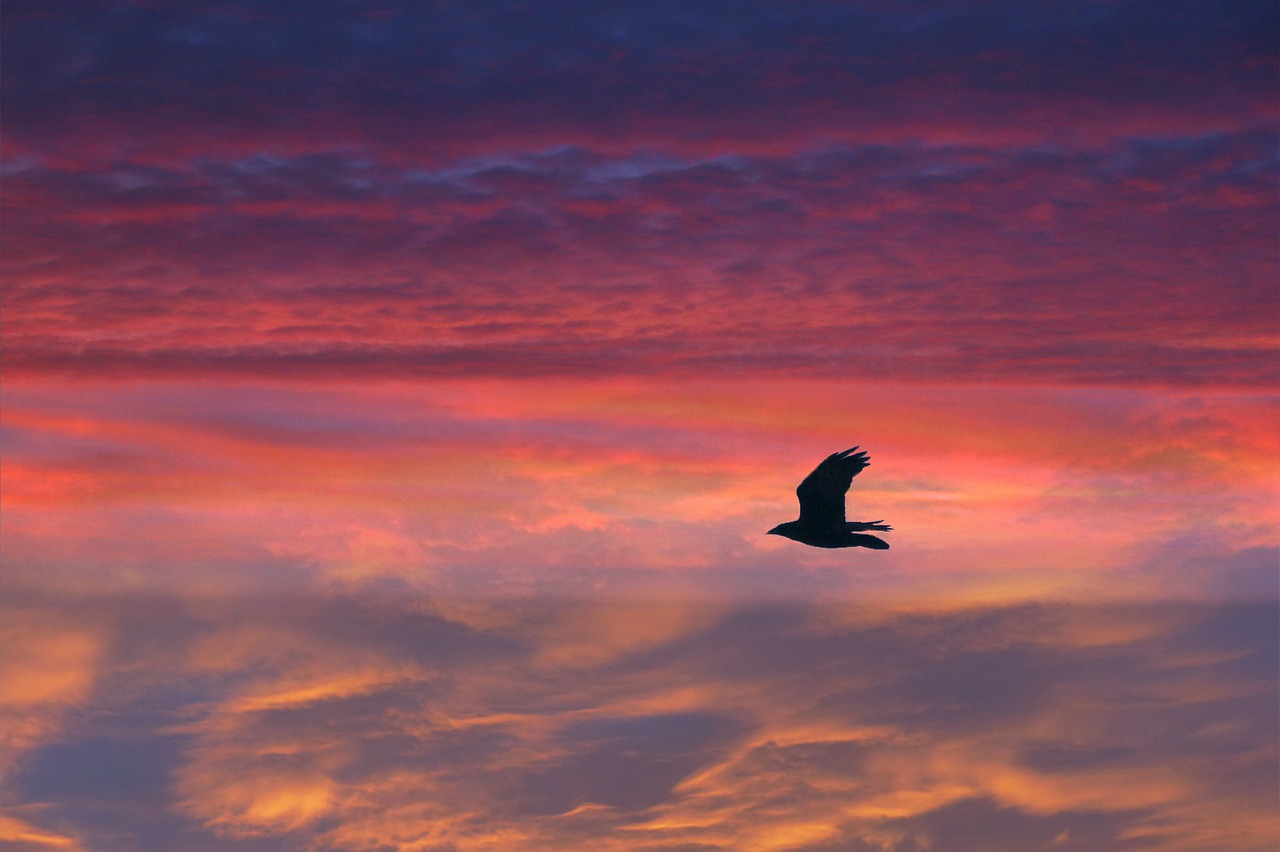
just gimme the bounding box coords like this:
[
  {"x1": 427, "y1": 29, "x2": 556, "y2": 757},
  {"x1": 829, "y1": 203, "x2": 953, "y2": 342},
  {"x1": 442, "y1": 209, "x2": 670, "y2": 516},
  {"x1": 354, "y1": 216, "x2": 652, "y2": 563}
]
[{"x1": 849, "y1": 533, "x2": 890, "y2": 550}]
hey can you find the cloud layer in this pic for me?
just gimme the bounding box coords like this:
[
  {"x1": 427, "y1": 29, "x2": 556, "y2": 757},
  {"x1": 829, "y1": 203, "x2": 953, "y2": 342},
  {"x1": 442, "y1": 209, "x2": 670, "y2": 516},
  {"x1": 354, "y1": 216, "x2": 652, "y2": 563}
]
[
  {"x1": 2, "y1": 593, "x2": 1275, "y2": 850},
  {"x1": 3, "y1": 378, "x2": 1276, "y2": 600},
  {"x1": 3, "y1": 0, "x2": 1276, "y2": 385},
  {"x1": 2, "y1": 6, "x2": 1275, "y2": 847}
]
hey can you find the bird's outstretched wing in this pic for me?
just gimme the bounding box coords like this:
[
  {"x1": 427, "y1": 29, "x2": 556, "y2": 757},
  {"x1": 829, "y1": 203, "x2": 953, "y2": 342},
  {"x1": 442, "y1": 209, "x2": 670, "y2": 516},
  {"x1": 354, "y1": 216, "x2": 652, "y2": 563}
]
[{"x1": 796, "y1": 447, "x2": 869, "y2": 526}]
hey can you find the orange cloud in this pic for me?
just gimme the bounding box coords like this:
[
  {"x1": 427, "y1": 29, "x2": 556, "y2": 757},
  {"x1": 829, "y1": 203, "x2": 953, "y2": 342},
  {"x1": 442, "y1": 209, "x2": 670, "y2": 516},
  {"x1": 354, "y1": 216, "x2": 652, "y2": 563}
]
[
  {"x1": 0, "y1": 610, "x2": 106, "y2": 778},
  {"x1": 0, "y1": 814, "x2": 84, "y2": 851},
  {"x1": 13, "y1": 595, "x2": 1230, "y2": 849}
]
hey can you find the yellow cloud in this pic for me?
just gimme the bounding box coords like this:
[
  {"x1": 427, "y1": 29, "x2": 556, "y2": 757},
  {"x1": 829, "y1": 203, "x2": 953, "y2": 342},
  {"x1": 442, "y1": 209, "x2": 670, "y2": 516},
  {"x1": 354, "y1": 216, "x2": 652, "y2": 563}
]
[
  {"x1": 0, "y1": 610, "x2": 106, "y2": 779},
  {"x1": 178, "y1": 769, "x2": 341, "y2": 835},
  {"x1": 225, "y1": 668, "x2": 424, "y2": 714},
  {"x1": 0, "y1": 615, "x2": 100, "y2": 708},
  {"x1": 0, "y1": 814, "x2": 84, "y2": 851}
]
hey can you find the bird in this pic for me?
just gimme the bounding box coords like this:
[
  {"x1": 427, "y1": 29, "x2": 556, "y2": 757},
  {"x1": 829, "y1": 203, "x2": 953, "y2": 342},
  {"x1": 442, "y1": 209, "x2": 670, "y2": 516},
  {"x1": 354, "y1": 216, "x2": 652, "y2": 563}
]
[{"x1": 767, "y1": 446, "x2": 892, "y2": 549}]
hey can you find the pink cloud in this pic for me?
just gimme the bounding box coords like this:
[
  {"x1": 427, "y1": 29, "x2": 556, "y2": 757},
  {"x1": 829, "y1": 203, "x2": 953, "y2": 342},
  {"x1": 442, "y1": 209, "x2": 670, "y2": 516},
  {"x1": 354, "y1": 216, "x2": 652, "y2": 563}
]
[{"x1": 2, "y1": 377, "x2": 1274, "y2": 600}]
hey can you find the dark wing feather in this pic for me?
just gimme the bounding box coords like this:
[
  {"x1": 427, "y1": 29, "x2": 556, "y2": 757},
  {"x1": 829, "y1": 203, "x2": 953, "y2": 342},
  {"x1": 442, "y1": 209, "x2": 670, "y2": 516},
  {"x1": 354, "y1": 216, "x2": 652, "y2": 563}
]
[{"x1": 796, "y1": 447, "x2": 869, "y2": 526}]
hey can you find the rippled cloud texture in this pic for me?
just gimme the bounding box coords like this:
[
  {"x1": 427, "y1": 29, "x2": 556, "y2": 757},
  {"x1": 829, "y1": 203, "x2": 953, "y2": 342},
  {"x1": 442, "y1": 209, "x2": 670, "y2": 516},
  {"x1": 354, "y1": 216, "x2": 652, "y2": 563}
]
[
  {"x1": 2, "y1": 0, "x2": 1277, "y2": 849},
  {"x1": 4, "y1": 0, "x2": 1276, "y2": 384}
]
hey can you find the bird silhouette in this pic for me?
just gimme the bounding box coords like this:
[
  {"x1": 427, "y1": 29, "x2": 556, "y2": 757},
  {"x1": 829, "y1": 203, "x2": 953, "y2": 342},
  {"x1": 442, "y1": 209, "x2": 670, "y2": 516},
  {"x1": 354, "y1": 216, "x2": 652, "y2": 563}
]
[{"x1": 767, "y1": 446, "x2": 892, "y2": 549}]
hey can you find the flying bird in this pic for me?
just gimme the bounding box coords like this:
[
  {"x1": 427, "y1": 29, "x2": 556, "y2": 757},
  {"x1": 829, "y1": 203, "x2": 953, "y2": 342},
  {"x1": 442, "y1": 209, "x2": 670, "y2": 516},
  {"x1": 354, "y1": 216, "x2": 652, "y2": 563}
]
[{"x1": 767, "y1": 446, "x2": 892, "y2": 549}]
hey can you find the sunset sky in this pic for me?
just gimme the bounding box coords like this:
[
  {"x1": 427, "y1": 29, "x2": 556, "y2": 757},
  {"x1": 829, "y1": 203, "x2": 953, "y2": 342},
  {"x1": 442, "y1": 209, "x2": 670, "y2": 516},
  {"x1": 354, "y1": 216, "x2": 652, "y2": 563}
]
[{"x1": 2, "y1": 1, "x2": 1277, "y2": 849}]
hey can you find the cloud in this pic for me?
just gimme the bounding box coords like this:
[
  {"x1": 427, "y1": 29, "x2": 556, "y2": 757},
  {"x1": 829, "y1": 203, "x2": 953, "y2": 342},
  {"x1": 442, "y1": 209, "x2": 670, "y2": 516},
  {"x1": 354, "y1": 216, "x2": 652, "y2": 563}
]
[
  {"x1": 2, "y1": 378, "x2": 1275, "y2": 599},
  {"x1": 0, "y1": 611, "x2": 108, "y2": 782},
  {"x1": 0, "y1": 814, "x2": 84, "y2": 851},
  {"x1": 5, "y1": 594, "x2": 1274, "y2": 849},
  {"x1": 4, "y1": 1, "x2": 1274, "y2": 161},
  {"x1": 2, "y1": 4, "x2": 1274, "y2": 847},
  {"x1": 3, "y1": 4, "x2": 1275, "y2": 387}
]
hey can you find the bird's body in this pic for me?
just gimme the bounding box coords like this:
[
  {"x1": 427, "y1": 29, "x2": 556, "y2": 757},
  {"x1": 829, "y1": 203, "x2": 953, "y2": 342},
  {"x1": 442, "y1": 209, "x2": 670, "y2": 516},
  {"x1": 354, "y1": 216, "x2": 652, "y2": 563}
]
[
  {"x1": 767, "y1": 447, "x2": 891, "y2": 549},
  {"x1": 766, "y1": 520, "x2": 890, "y2": 549}
]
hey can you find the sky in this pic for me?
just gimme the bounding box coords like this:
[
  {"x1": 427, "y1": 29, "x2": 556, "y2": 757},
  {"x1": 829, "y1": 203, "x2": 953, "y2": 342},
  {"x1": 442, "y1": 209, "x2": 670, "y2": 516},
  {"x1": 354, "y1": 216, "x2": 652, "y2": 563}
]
[{"x1": 1, "y1": 1, "x2": 1278, "y2": 849}]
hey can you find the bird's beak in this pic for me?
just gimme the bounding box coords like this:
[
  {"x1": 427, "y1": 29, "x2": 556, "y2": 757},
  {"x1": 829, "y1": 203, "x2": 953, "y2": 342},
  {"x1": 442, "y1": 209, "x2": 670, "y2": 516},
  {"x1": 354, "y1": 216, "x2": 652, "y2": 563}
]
[{"x1": 765, "y1": 526, "x2": 780, "y2": 536}]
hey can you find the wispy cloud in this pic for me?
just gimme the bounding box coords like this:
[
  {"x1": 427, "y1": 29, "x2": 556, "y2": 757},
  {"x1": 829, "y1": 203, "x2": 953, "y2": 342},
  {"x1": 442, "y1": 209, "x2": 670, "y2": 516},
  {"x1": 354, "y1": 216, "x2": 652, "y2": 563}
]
[
  {"x1": 2, "y1": 594, "x2": 1274, "y2": 850},
  {"x1": 3, "y1": 379, "x2": 1275, "y2": 599}
]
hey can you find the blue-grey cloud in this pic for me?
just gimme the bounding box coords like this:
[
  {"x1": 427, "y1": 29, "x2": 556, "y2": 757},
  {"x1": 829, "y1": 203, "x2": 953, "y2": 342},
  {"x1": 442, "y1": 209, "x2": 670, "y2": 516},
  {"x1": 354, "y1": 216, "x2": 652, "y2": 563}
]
[
  {"x1": 3, "y1": 594, "x2": 1275, "y2": 849},
  {"x1": 5, "y1": 1, "x2": 1274, "y2": 158}
]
